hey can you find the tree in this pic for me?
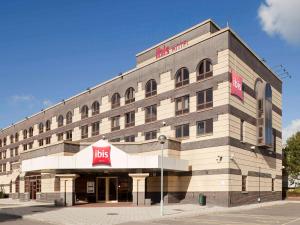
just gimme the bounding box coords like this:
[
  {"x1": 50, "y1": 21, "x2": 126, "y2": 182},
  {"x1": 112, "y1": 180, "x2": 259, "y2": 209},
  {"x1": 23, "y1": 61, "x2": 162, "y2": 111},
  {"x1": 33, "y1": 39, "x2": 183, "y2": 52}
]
[{"x1": 283, "y1": 132, "x2": 300, "y2": 187}]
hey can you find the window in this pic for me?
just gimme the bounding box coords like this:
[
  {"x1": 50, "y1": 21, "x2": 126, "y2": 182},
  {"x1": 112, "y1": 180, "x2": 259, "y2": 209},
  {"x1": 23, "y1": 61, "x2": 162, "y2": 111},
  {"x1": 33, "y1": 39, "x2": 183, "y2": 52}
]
[
  {"x1": 15, "y1": 176, "x2": 20, "y2": 193},
  {"x1": 92, "y1": 101, "x2": 100, "y2": 115},
  {"x1": 57, "y1": 133, "x2": 64, "y2": 141},
  {"x1": 15, "y1": 133, "x2": 19, "y2": 142},
  {"x1": 3, "y1": 138, "x2": 6, "y2": 146},
  {"x1": 39, "y1": 139, "x2": 44, "y2": 147},
  {"x1": 81, "y1": 125, "x2": 88, "y2": 139},
  {"x1": 240, "y1": 119, "x2": 244, "y2": 142},
  {"x1": 3, "y1": 163, "x2": 6, "y2": 172},
  {"x1": 175, "y1": 124, "x2": 189, "y2": 138},
  {"x1": 197, "y1": 88, "x2": 213, "y2": 110},
  {"x1": 197, "y1": 59, "x2": 213, "y2": 81},
  {"x1": 46, "y1": 137, "x2": 51, "y2": 145},
  {"x1": 66, "y1": 130, "x2": 72, "y2": 141},
  {"x1": 39, "y1": 123, "x2": 44, "y2": 134},
  {"x1": 124, "y1": 135, "x2": 135, "y2": 142},
  {"x1": 125, "y1": 87, "x2": 135, "y2": 104},
  {"x1": 10, "y1": 149, "x2": 13, "y2": 158},
  {"x1": 145, "y1": 130, "x2": 157, "y2": 140},
  {"x1": 272, "y1": 178, "x2": 275, "y2": 192},
  {"x1": 29, "y1": 127, "x2": 34, "y2": 137},
  {"x1": 15, "y1": 147, "x2": 18, "y2": 156},
  {"x1": 110, "y1": 138, "x2": 121, "y2": 142},
  {"x1": 111, "y1": 116, "x2": 120, "y2": 131},
  {"x1": 28, "y1": 142, "x2": 33, "y2": 149},
  {"x1": 145, "y1": 105, "x2": 157, "y2": 123},
  {"x1": 10, "y1": 135, "x2": 14, "y2": 144},
  {"x1": 3, "y1": 151, "x2": 6, "y2": 159},
  {"x1": 92, "y1": 122, "x2": 100, "y2": 136},
  {"x1": 125, "y1": 111, "x2": 135, "y2": 128},
  {"x1": 175, "y1": 67, "x2": 189, "y2": 88},
  {"x1": 175, "y1": 95, "x2": 189, "y2": 116},
  {"x1": 0, "y1": 140, "x2": 2, "y2": 148},
  {"x1": 57, "y1": 115, "x2": 64, "y2": 127},
  {"x1": 265, "y1": 83, "x2": 273, "y2": 146},
  {"x1": 111, "y1": 93, "x2": 121, "y2": 109},
  {"x1": 46, "y1": 120, "x2": 51, "y2": 131},
  {"x1": 0, "y1": 152, "x2": 2, "y2": 159},
  {"x1": 242, "y1": 175, "x2": 247, "y2": 192},
  {"x1": 197, "y1": 119, "x2": 213, "y2": 136},
  {"x1": 145, "y1": 79, "x2": 157, "y2": 97},
  {"x1": 81, "y1": 105, "x2": 89, "y2": 119},
  {"x1": 23, "y1": 144, "x2": 27, "y2": 151},
  {"x1": 273, "y1": 129, "x2": 276, "y2": 152},
  {"x1": 66, "y1": 111, "x2": 73, "y2": 124}
]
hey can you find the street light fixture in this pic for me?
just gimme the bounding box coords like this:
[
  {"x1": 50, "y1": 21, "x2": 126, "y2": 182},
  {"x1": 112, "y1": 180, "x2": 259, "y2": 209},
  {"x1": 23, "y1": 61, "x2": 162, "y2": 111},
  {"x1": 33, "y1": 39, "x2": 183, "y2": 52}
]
[{"x1": 158, "y1": 134, "x2": 167, "y2": 216}]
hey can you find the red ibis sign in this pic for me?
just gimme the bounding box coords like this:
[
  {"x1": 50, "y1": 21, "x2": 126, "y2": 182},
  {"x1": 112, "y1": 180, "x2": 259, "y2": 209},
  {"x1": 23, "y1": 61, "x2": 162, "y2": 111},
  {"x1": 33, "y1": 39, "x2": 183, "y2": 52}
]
[
  {"x1": 156, "y1": 40, "x2": 188, "y2": 59},
  {"x1": 92, "y1": 146, "x2": 111, "y2": 166},
  {"x1": 231, "y1": 69, "x2": 243, "y2": 101}
]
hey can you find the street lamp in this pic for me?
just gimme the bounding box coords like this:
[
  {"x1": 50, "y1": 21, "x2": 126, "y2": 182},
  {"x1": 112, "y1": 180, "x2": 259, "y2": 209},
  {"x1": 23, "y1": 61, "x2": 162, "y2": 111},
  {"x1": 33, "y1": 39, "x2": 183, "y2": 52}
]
[{"x1": 158, "y1": 134, "x2": 167, "y2": 216}]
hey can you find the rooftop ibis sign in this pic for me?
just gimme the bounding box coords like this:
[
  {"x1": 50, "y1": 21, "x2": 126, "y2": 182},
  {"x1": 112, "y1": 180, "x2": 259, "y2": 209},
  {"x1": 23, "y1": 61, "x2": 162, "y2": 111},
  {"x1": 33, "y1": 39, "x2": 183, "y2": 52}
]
[{"x1": 155, "y1": 40, "x2": 188, "y2": 59}]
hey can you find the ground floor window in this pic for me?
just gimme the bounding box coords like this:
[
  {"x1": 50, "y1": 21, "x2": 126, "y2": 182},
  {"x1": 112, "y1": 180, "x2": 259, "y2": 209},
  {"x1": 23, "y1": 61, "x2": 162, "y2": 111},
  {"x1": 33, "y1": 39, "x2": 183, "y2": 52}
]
[{"x1": 242, "y1": 175, "x2": 247, "y2": 192}]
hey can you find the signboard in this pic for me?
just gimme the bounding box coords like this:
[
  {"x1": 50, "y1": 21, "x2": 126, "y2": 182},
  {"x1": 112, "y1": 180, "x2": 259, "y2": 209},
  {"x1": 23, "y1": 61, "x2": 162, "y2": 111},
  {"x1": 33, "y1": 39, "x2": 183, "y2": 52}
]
[
  {"x1": 231, "y1": 69, "x2": 243, "y2": 101},
  {"x1": 156, "y1": 40, "x2": 188, "y2": 59},
  {"x1": 87, "y1": 181, "x2": 95, "y2": 193},
  {"x1": 92, "y1": 146, "x2": 111, "y2": 166}
]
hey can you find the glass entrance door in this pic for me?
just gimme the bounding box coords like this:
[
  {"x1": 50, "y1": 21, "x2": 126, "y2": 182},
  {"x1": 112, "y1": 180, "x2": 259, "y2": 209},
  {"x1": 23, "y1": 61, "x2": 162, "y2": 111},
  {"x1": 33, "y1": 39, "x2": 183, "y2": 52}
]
[{"x1": 96, "y1": 177, "x2": 118, "y2": 202}]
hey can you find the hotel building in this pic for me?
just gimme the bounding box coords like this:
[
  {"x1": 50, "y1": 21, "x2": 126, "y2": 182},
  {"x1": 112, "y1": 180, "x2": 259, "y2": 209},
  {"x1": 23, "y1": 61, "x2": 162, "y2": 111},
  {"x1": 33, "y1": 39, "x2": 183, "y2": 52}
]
[{"x1": 0, "y1": 19, "x2": 282, "y2": 207}]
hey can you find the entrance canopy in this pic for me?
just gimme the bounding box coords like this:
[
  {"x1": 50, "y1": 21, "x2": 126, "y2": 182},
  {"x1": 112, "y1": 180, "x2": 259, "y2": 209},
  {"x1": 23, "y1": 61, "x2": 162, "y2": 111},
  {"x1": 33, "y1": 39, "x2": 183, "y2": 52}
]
[{"x1": 21, "y1": 140, "x2": 189, "y2": 172}]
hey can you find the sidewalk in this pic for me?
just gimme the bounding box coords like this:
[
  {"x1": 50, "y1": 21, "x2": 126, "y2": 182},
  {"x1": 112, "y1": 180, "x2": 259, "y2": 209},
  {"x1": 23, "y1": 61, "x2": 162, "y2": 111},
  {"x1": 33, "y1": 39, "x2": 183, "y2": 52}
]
[{"x1": 0, "y1": 199, "x2": 298, "y2": 225}]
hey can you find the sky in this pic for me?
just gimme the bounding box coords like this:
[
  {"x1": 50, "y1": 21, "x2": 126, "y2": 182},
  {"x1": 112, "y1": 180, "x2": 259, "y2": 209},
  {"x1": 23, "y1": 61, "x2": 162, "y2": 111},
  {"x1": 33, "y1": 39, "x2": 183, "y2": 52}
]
[{"x1": 0, "y1": 0, "x2": 299, "y2": 142}]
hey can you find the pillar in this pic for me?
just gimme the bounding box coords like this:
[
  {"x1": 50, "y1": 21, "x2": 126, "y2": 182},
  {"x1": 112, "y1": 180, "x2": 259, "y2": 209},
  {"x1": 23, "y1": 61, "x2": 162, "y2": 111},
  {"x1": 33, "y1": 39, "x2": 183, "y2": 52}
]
[
  {"x1": 56, "y1": 174, "x2": 79, "y2": 206},
  {"x1": 129, "y1": 173, "x2": 149, "y2": 206}
]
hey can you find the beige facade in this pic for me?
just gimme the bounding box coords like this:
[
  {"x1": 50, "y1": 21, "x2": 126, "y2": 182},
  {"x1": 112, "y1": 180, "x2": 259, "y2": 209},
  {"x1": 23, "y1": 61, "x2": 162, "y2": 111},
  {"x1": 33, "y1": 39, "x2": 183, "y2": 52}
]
[{"x1": 0, "y1": 19, "x2": 282, "y2": 206}]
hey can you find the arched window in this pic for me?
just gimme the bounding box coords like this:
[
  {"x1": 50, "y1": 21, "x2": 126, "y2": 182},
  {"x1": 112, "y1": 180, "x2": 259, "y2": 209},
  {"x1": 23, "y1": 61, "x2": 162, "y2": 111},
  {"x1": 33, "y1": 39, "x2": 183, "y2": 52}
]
[
  {"x1": 92, "y1": 101, "x2": 100, "y2": 115},
  {"x1": 10, "y1": 135, "x2": 14, "y2": 144},
  {"x1": 81, "y1": 105, "x2": 89, "y2": 119},
  {"x1": 111, "y1": 93, "x2": 121, "y2": 109},
  {"x1": 125, "y1": 87, "x2": 135, "y2": 104},
  {"x1": 0, "y1": 139, "x2": 2, "y2": 148},
  {"x1": 15, "y1": 133, "x2": 19, "y2": 142},
  {"x1": 175, "y1": 67, "x2": 189, "y2": 88},
  {"x1": 265, "y1": 83, "x2": 272, "y2": 146},
  {"x1": 29, "y1": 127, "x2": 34, "y2": 137},
  {"x1": 15, "y1": 176, "x2": 20, "y2": 193},
  {"x1": 46, "y1": 120, "x2": 51, "y2": 131},
  {"x1": 3, "y1": 137, "x2": 6, "y2": 146},
  {"x1": 197, "y1": 59, "x2": 213, "y2": 81},
  {"x1": 57, "y1": 115, "x2": 64, "y2": 127},
  {"x1": 145, "y1": 79, "x2": 157, "y2": 98},
  {"x1": 66, "y1": 111, "x2": 73, "y2": 124},
  {"x1": 23, "y1": 130, "x2": 28, "y2": 139},
  {"x1": 39, "y1": 123, "x2": 44, "y2": 134}
]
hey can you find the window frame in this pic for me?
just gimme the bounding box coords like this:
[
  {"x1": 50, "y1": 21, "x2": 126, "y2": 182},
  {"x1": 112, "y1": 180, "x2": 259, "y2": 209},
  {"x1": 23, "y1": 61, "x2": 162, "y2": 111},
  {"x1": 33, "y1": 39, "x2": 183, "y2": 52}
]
[
  {"x1": 111, "y1": 116, "x2": 120, "y2": 131},
  {"x1": 125, "y1": 111, "x2": 135, "y2": 128},
  {"x1": 145, "y1": 130, "x2": 157, "y2": 141},
  {"x1": 92, "y1": 122, "x2": 100, "y2": 136},
  {"x1": 197, "y1": 58, "x2": 213, "y2": 81},
  {"x1": 175, "y1": 124, "x2": 190, "y2": 139},
  {"x1": 66, "y1": 111, "x2": 73, "y2": 124},
  {"x1": 175, "y1": 67, "x2": 189, "y2": 88},
  {"x1": 81, "y1": 105, "x2": 89, "y2": 119},
  {"x1": 145, "y1": 104, "x2": 157, "y2": 123},
  {"x1": 92, "y1": 101, "x2": 100, "y2": 115},
  {"x1": 145, "y1": 79, "x2": 157, "y2": 98},
  {"x1": 175, "y1": 95, "x2": 190, "y2": 116},
  {"x1": 81, "y1": 125, "x2": 89, "y2": 139},
  {"x1": 111, "y1": 93, "x2": 121, "y2": 109},
  {"x1": 57, "y1": 115, "x2": 64, "y2": 127},
  {"x1": 197, "y1": 88, "x2": 213, "y2": 111},
  {"x1": 196, "y1": 119, "x2": 213, "y2": 136},
  {"x1": 125, "y1": 87, "x2": 135, "y2": 104}
]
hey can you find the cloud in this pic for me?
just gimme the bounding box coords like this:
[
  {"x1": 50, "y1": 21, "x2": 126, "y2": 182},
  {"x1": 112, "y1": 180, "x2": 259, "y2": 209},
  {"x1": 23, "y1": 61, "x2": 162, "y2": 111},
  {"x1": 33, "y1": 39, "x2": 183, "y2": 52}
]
[
  {"x1": 42, "y1": 99, "x2": 53, "y2": 108},
  {"x1": 283, "y1": 119, "x2": 300, "y2": 144},
  {"x1": 258, "y1": 0, "x2": 300, "y2": 45},
  {"x1": 11, "y1": 95, "x2": 35, "y2": 102}
]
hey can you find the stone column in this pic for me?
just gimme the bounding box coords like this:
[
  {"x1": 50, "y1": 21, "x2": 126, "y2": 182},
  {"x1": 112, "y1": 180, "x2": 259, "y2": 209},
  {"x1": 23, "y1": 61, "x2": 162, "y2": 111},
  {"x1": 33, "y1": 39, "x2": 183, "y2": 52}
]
[
  {"x1": 56, "y1": 174, "x2": 79, "y2": 206},
  {"x1": 129, "y1": 173, "x2": 149, "y2": 206}
]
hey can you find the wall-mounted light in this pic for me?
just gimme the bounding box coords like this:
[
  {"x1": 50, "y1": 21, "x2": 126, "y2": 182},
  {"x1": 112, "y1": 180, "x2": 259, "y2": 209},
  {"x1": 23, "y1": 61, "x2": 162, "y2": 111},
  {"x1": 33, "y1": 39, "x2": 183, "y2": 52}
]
[{"x1": 216, "y1": 155, "x2": 223, "y2": 163}]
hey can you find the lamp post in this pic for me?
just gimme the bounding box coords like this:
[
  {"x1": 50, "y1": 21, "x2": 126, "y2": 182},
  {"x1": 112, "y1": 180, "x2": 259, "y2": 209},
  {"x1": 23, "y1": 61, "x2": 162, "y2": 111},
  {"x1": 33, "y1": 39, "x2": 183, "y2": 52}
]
[{"x1": 158, "y1": 134, "x2": 167, "y2": 216}]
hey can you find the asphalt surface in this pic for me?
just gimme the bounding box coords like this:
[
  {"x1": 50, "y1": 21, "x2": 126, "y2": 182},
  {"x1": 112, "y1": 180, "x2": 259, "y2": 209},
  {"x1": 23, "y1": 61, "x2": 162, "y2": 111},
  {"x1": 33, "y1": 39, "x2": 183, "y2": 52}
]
[{"x1": 121, "y1": 203, "x2": 300, "y2": 225}]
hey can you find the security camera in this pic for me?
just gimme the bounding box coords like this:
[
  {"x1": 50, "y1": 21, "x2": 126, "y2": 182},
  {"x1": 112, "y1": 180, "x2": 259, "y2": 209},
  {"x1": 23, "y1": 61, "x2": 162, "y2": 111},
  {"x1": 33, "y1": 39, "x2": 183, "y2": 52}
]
[{"x1": 162, "y1": 121, "x2": 167, "y2": 126}]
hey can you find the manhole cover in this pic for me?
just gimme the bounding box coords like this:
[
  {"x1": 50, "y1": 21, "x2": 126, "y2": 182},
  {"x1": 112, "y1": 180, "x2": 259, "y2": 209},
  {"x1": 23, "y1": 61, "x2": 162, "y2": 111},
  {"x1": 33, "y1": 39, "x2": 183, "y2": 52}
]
[{"x1": 107, "y1": 213, "x2": 118, "y2": 216}]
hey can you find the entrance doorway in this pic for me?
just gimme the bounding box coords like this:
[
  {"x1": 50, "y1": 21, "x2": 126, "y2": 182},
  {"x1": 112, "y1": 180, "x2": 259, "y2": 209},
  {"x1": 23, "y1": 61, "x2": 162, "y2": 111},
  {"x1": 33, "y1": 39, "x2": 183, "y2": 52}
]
[
  {"x1": 96, "y1": 177, "x2": 118, "y2": 202},
  {"x1": 24, "y1": 175, "x2": 41, "y2": 200}
]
